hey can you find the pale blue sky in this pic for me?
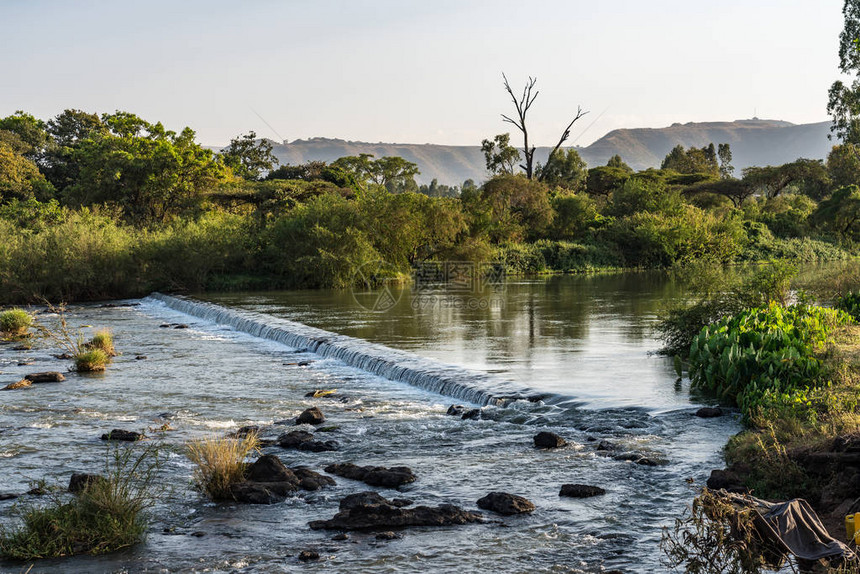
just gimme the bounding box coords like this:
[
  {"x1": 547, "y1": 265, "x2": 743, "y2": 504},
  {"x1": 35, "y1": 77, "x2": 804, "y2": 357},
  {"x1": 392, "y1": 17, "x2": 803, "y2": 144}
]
[{"x1": 0, "y1": 0, "x2": 845, "y2": 146}]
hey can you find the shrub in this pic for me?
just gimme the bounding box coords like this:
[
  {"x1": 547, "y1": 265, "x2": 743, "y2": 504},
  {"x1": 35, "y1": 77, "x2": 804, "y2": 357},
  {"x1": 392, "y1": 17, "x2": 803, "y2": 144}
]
[
  {"x1": 836, "y1": 290, "x2": 860, "y2": 320},
  {"x1": 0, "y1": 308, "x2": 33, "y2": 337},
  {"x1": 688, "y1": 303, "x2": 852, "y2": 422},
  {"x1": 75, "y1": 349, "x2": 109, "y2": 372},
  {"x1": 0, "y1": 445, "x2": 162, "y2": 559},
  {"x1": 186, "y1": 433, "x2": 259, "y2": 501}
]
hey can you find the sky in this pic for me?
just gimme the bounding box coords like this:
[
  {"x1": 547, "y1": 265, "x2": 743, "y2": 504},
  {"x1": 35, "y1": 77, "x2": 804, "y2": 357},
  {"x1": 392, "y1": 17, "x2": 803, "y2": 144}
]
[{"x1": 0, "y1": 0, "x2": 847, "y2": 147}]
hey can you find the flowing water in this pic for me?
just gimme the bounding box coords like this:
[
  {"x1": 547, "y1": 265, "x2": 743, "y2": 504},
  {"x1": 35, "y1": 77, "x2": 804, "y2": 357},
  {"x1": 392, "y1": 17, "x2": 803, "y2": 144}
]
[{"x1": 0, "y1": 273, "x2": 740, "y2": 573}]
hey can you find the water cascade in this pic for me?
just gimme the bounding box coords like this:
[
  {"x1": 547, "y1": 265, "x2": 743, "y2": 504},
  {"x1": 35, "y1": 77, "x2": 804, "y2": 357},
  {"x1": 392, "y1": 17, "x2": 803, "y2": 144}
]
[{"x1": 149, "y1": 293, "x2": 535, "y2": 406}]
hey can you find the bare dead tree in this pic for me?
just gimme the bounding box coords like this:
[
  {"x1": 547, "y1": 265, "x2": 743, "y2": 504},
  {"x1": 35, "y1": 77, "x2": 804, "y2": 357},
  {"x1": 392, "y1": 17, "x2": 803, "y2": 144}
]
[{"x1": 500, "y1": 73, "x2": 588, "y2": 180}]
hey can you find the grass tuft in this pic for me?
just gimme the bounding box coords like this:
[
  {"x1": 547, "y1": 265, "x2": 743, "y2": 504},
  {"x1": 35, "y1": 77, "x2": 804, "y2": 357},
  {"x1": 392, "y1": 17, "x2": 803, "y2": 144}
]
[
  {"x1": 74, "y1": 349, "x2": 110, "y2": 372},
  {"x1": 186, "y1": 433, "x2": 259, "y2": 501},
  {"x1": 0, "y1": 444, "x2": 162, "y2": 560},
  {"x1": 86, "y1": 329, "x2": 116, "y2": 357}
]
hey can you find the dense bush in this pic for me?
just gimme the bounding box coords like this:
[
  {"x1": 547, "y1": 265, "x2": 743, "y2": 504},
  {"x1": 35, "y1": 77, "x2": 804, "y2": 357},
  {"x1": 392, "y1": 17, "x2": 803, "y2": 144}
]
[{"x1": 688, "y1": 303, "x2": 852, "y2": 421}]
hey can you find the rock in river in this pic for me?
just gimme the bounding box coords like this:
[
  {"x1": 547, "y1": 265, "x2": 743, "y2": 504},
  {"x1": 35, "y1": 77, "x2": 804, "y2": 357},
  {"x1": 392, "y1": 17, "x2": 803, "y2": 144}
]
[
  {"x1": 325, "y1": 462, "x2": 416, "y2": 488},
  {"x1": 559, "y1": 484, "x2": 606, "y2": 498},
  {"x1": 695, "y1": 407, "x2": 723, "y2": 418},
  {"x1": 229, "y1": 455, "x2": 336, "y2": 504},
  {"x1": 101, "y1": 429, "x2": 143, "y2": 442},
  {"x1": 24, "y1": 372, "x2": 65, "y2": 383},
  {"x1": 309, "y1": 491, "x2": 483, "y2": 531},
  {"x1": 476, "y1": 492, "x2": 535, "y2": 515},
  {"x1": 534, "y1": 431, "x2": 567, "y2": 449},
  {"x1": 277, "y1": 430, "x2": 338, "y2": 452},
  {"x1": 68, "y1": 473, "x2": 106, "y2": 494},
  {"x1": 296, "y1": 406, "x2": 325, "y2": 425}
]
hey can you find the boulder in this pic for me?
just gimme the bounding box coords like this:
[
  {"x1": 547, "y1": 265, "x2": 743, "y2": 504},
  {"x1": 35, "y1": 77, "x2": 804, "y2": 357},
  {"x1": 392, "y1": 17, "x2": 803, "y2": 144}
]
[
  {"x1": 2, "y1": 379, "x2": 31, "y2": 390},
  {"x1": 559, "y1": 484, "x2": 606, "y2": 498},
  {"x1": 296, "y1": 407, "x2": 325, "y2": 425},
  {"x1": 534, "y1": 431, "x2": 567, "y2": 449},
  {"x1": 100, "y1": 429, "x2": 143, "y2": 442},
  {"x1": 245, "y1": 454, "x2": 297, "y2": 483},
  {"x1": 278, "y1": 430, "x2": 314, "y2": 448},
  {"x1": 476, "y1": 492, "x2": 535, "y2": 515},
  {"x1": 0, "y1": 493, "x2": 18, "y2": 501},
  {"x1": 695, "y1": 407, "x2": 723, "y2": 418},
  {"x1": 325, "y1": 463, "x2": 416, "y2": 488},
  {"x1": 376, "y1": 531, "x2": 401, "y2": 540},
  {"x1": 293, "y1": 467, "x2": 336, "y2": 491},
  {"x1": 68, "y1": 473, "x2": 106, "y2": 494},
  {"x1": 446, "y1": 405, "x2": 466, "y2": 416},
  {"x1": 24, "y1": 372, "x2": 65, "y2": 383},
  {"x1": 298, "y1": 440, "x2": 339, "y2": 453},
  {"x1": 233, "y1": 425, "x2": 259, "y2": 438},
  {"x1": 309, "y1": 491, "x2": 483, "y2": 531},
  {"x1": 706, "y1": 469, "x2": 748, "y2": 493},
  {"x1": 461, "y1": 409, "x2": 481, "y2": 420},
  {"x1": 230, "y1": 481, "x2": 294, "y2": 504}
]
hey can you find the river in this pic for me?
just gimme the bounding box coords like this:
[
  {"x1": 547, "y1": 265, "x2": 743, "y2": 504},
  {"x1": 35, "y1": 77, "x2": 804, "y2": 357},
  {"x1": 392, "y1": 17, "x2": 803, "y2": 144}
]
[{"x1": 0, "y1": 272, "x2": 739, "y2": 573}]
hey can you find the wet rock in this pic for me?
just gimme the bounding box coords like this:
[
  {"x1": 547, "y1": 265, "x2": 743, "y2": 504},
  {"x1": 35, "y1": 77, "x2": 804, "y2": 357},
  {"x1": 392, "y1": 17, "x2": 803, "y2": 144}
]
[
  {"x1": 0, "y1": 493, "x2": 18, "y2": 501},
  {"x1": 100, "y1": 429, "x2": 143, "y2": 442},
  {"x1": 229, "y1": 481, "x2": 294, "y2": 504},
  {"x1": 69, "y1": 473, "x2": 106, "y2": 494},
  {"x1": 134, "y1": 355, "x2": 147, "y2": 360},
  {"x1": 54, "y1": 353, "x2": 74, "y2": 360},
  {"x1": 293, "y1": 467, "x2": 336, "y2": 491},
  {"x1": 2, "y1": 379, "x2": 31, "y2": 390},
  {"x1": 190, "y1": 531, "x2": 206, "y2": 537},
  {"x1": 706, "y1": 469, "x2": 748, "y2": 493},
  {"x1": 298, "y1": 440, "x2": 339, "y2": 453},
  {"x1": 376, "y1": 531, "x2": 401, "y2": 540},
  {"x1": 331, "y1": 533, "x2": 349, "y2": 541},
  {"x1": 174, "y1": 324, "x2": 189, "y2": 329},
  {"x1": 534, "y1": 431, "x2": 567, "y2": 449},
  {"x1": 595, "y1": 440, "x2": 617, "y2": 451},
  {"x1": 446, "y1": 405, "x2": 466, "y2": 416},
  {"x1": 476, "y1": 492, "x2": 535, "y2": 515},
  {"x1": 461, "y1": 408, "x2": 481, "y2": 420},
  {"x1": 277, "y1": 429, "x2": 337, "y2": 452},
  {"x1": 559, "y1": 484, "x2": 606, "y2": 498},
  {"x1": 296, "y1": 406, "x2": 325, "y2": 425},
  {"x1": 278, "y1": 430, "x2": 314, "y2": 447},
  {"x1": 309, "y1": 491, "x2": 483, "y2": 531},
  {"x1": 24, "y1": 372, "x2": 65, "y2": 383},
  {"x1": 304, "y1": 389, "x2": 335, "y2": 398},
  {"x1": 325, "y1": 463, "x2": 416, "y2": 488},
  {"x1": 159, "y1": 324, "x2": 171, "y2": 328},
  {"x1": 613, "y1": 452, "x2": 662, "y2": 466},
  {"x1": 298, "y1": 550, "x2": 320, "y2": 562},
  {"x1": 246, "y1": 454, "x2": 296, "y2": 483},
  {"x1": 695, "y1": 407, "x2": 723, "y2": 418}
]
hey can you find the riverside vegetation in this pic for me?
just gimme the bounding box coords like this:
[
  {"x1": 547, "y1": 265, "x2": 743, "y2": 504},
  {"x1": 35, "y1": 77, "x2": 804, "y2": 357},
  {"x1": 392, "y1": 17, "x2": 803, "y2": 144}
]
[{"x1": 0, "y1": 106, "x2": 859, "y2": 304}]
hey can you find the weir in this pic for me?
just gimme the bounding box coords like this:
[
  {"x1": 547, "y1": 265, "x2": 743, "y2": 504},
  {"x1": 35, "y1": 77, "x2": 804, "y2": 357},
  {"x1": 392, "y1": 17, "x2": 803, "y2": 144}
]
[{"x1": 148, "y1": 293, "x2": 535, "y2": 406}]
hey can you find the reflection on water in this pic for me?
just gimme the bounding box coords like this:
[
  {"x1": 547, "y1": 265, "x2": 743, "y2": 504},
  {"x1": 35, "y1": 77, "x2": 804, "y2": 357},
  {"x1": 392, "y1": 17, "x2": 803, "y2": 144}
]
[{"x1": 205, "y1": 272, "x2": 691, "y2": 409}]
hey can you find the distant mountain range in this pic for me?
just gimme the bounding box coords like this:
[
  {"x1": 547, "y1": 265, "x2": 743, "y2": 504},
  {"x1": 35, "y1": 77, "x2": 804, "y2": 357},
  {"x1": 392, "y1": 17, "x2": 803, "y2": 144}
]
[{"x1": 263, "y1": 119, "x2": 835, "y2": 186}]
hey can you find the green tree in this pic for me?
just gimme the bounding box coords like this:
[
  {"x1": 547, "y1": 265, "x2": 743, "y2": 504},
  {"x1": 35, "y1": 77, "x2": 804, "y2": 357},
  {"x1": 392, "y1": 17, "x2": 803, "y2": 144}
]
[
  {"x1": 0, "y1": 111, "x2": 48, "y2": 159},
  {"x1": 813, "y1": 184, "x2": 860, "y2": 239},
  {"x1": 718, "y1": 143, "x2": 734, "y2": 179},
  {"x1": 481, "y1": 133, "x2": 521, "y2": 175},
  {"x1": 828, "y1": 143, "x2": 860, "y2": 188},
  {"x1": 66, "y1": 112, "x2": 226, "y2": 224},
  {"x1": 219, "y1": 131, "x2": 278, "y2": 180},
  {"x1": 538, "y1": 148, "x2": 587, "y2": 190},
  {"x1": 606, "y1": 154, "x2": 633, "y2": 172},
  {"x1": 472, "y1": 174, "x2": 554, "y2": 242},
  {"x1": 742, "y1": 159, "x2": 829, "y2": 200},
  {"x1": 42, "y1": 109, "x2": 105, "y2": 192},
  {"x1": 586, "y1": 165, "x2": 630, "y2": 196},
  {"x1": 0, "y1": 142, "x2": 53, "y2": 202},
  {"x1": 660, "y1": 144, "x2": 719, "y2": 176},
  {"x1": 828, "y1": 0, "x2": 860, "y2": 143}
]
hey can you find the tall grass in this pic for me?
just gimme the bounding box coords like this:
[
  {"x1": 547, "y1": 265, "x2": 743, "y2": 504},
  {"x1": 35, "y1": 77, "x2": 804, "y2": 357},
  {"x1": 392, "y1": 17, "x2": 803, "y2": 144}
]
[
  {"x1": 186, "y1": 433, "x2": 259, "y2": 501},
  {"x1": 86, "y1": 329, "x2": 116, "y2": 357},
  {"x1": 0, "y1": 444, "x2": 162, "y2": 559}
]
